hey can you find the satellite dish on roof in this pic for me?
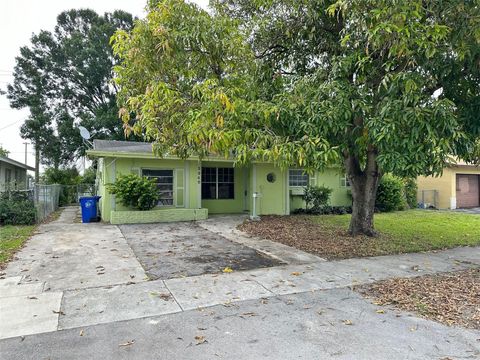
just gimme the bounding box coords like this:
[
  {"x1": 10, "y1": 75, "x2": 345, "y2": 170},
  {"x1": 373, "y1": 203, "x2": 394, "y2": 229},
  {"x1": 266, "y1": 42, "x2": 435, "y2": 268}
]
[{"x1": 79, "y1": 126, "x2": 91, "y2": 140}]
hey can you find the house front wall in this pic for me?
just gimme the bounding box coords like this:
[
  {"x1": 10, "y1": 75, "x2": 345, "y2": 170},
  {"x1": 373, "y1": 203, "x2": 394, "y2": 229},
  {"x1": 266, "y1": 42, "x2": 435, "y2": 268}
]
[
  {"x1": 417, "y1": 166, "x2": 480, "y2": 209},
  {"x1": 0, "y1": 161, "x2": 28, "y2": 191},
  {"x1": 95, "y1": 155, "x2": 355, "y2": 222},
  {"x1": 289, "y1": 168, "x2": 352, "y2": 211},
  {"x1": 98, "y1": 157, "x2": 200, "y2": 222}
]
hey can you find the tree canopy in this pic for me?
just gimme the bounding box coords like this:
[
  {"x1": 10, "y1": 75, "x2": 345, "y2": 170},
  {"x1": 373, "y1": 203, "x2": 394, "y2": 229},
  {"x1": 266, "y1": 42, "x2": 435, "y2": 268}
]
[
  {"x1": 113, "y1": 0, "x2": 480, "y2": 235},
  {"x1": 0, "y1": 146, "x2": 10, "y2": 157},
  {"x1": 7, "y1": 9, "x2": 135, "y2": 168}
]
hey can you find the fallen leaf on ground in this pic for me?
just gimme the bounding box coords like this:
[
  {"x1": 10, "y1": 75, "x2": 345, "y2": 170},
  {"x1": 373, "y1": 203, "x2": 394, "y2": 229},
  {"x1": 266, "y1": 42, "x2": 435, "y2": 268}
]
[
  {"x1": 222, "y1": 267, "x2": 233, "y2": 273},
  {"x1": 240, "y1": 312, "x2": 258, "y2": 318},
  {"x1": 376, "y1": 309, "x2": 385, "y2": 314},
  {"x1": 359, "y1": 269, "x2": 480, "y2": 330},
  {"x1": 195, "y1": 335, "x2": 207, "y2": 345},
  {"x1": 342, "y1": 319, "x2": 353, "y2": 325},
  {"x1": 79, "y1": 329, "x2": 84, "y2": 336},
  {"x1": 290, "y1": 272, "x2": 302, "y2": 276},
  {"x1": 119, "y1": 340, "x2": 135, "y2": 347}
]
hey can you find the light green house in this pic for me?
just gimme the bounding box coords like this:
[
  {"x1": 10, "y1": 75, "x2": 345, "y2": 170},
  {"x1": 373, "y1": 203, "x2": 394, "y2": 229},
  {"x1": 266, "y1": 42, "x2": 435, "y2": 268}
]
[{"x1": 87, "y1": 140, "x2": 351, "y2": 224}]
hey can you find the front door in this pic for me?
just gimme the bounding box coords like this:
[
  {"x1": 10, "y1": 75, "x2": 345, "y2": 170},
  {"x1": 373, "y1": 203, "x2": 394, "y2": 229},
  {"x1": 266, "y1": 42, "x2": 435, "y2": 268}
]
[{"x1": 253, "y1": 164, "x2": 287, "y2": 215}]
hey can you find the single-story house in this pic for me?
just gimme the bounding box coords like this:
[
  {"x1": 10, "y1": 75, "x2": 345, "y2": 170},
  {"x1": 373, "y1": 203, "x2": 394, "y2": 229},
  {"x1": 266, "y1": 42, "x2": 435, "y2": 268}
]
[
  {"x1": 87, "y1": 140, "x2": 352, "y2": 224},
  {"x1": 417, "y1": 160, "x2": 480, "y2": 209},
  {"x1": 0, "y1": 156, "x2": 35, "y2": 191}
]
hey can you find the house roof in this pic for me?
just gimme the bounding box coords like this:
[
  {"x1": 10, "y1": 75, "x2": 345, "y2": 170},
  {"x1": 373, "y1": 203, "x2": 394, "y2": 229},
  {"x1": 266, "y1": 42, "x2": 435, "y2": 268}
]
[
  {"x1": 88, "y1": 139, "x2": 240, "y2": 163},
  {"x1": 0, "y1": 156, "x2": 35, "y2": 171},
  {"x1": 92, "y1": 139, "x2": 154, "y2": 153},
  {"x1": 88, "y1": 139, "x2": 206, "y2": 161},
  {"x1": 448, "y1": 158, "x2": 480, "y2": 168}
]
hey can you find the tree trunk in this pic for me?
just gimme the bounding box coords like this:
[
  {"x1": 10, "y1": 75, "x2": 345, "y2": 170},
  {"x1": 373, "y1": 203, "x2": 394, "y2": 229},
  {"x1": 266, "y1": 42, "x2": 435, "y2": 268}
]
[{"x1": 345, "y1": 149, "x2": 382, "y2": 237}]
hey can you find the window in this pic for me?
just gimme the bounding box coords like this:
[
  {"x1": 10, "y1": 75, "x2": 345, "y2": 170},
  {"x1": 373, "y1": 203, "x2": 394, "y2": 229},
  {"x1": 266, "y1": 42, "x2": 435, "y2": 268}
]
[
  {"x1": 202, "y1": 167, "x2": 234, "y2": 199},
  {"x1": 5, "y1": 168, "x2": 11, "y2": 183},
  {"x1": 340, "y1": 174, "x2": 351, "y2": 187},
  {"x1": 289, "y1": 169, "x2": 309, "y2": 187},
  {"x1": 142, "y1": 169, "x2": 174, "y2": 206}
]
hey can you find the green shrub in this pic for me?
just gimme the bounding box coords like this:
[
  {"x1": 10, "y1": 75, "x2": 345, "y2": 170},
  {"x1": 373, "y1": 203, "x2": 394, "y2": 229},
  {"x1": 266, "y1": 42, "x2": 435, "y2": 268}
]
[
  {"x1": 376, "y1": 174, "x2": 406, "y2": 212},
  {"x1": 0, "y1": 191, "x2": 36, "y2": 225},
  {"x1": 41, "y1": 167, "x2": 96, "y2": 206},
  {"x1": 303, "y1": 185, "x2": 333, "y2": 211},
  {"x1": 403, "y1": 178, "x2": 418, "y2": 209},
  {"x1": 106, "y1": 174, "x2": 159, "y2": 210},
  {"x1": 293, "y1": 205, "x2": 352, "y2": 215}
]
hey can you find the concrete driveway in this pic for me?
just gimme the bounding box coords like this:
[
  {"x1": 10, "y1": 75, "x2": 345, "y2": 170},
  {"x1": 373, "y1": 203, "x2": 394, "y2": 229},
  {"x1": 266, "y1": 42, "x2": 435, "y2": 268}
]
[
  {"x1": 454, "y1": 207, "x2": 480, "y2": 214},
  {"x1": 119, "y1": 221, "x2": 283, "y2": 279},
  {"x1": 1, "y1": 208, "x2": 479, "y2": 359}
]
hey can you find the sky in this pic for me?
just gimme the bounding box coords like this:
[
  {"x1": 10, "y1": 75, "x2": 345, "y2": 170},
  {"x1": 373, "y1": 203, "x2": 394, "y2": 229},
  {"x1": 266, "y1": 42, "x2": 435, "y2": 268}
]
[{"x1": 0, "y1": 0, "x2": 207, "y2": 171}]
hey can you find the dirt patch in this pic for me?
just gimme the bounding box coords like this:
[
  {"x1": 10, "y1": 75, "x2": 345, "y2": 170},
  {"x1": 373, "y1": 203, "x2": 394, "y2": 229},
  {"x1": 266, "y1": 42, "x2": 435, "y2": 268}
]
[
  {"x1": 357, "y1": 269, "x2": 480, "y2": 329},
  {"x1": 238, "y1": 215, "x2": 391, "y2": 260}
]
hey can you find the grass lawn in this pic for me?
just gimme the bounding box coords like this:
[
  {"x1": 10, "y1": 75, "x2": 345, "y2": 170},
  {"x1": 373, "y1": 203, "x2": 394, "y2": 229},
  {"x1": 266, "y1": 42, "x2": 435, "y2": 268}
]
[
  {"x1": 0, "y1": 225, "x2": 36, "y2": 269},
  {"x1": 238, "y1": 210, "x2": 480, "y2": 259}
]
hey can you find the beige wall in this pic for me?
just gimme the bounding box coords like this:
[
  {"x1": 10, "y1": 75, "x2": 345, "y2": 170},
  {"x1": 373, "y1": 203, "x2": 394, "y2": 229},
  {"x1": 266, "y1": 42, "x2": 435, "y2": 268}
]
[{"x1": 417, "y1": 166, "x2": 480, "y2": 209}]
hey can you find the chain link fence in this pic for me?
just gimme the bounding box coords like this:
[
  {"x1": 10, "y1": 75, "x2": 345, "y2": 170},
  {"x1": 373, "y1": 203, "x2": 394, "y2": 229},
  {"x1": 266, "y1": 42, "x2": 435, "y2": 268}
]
[
  {"x1": 34, "y1": 184, "x2": 62, "y2": 222},
  {"x1": 1, "y1": 184, "x2": 95, "y2": 223},
  {"x1": 58, "y1": 184, "x2": 96, "y2": 206},
  {"x1": 419, "y1": 189, "x2": 439, "y2": 209}
]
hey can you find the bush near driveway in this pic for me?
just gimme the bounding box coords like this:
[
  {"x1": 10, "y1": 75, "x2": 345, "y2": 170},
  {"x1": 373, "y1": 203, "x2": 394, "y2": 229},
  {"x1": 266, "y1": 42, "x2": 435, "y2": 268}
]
[
  {"x1": 0, "y1": 191, "x2": 36, "y2": 225},
  {"x1": 238, "y1": 210, "x2": 480, "y2": 260},
  {"x1": 107, "y1": 174, "x2": 159, "y2": 210}
]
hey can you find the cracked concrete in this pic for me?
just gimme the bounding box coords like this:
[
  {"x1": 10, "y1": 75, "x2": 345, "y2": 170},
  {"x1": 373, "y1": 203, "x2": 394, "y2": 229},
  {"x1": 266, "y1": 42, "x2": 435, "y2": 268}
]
[
  {"x1": 1, "y1": 288, "x2": 478, "y2": 360},
  {"x1": 119, "y1": 221, "x2": 283, "y2": 280}
]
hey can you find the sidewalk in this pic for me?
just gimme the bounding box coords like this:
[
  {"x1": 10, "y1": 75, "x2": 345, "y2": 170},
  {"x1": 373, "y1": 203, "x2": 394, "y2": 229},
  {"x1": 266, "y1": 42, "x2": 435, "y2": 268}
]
[{"x1": 1, "y1": 209, "x2": 479, "y2": 342}]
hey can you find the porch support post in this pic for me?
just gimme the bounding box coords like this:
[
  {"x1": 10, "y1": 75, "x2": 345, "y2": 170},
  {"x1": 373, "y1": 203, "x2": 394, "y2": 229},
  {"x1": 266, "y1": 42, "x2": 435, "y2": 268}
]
[
  {"x1": 197, "y1": 160, "x2": 202, "y2": 208},
  {"x1": 184, "y1": 161, "x2": 190, "y2": 208},
  {"x1": 285, "y1": 169, "x2": 290, "y2": 215}
]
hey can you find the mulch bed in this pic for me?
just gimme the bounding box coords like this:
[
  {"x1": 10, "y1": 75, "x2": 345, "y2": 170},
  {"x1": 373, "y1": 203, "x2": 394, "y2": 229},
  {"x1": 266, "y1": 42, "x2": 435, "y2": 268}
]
[
  {"x1": 237, "y1": 215, "x2": 391, "y2": 260},
  {"x1": 358, "y1": 269, "x2": 480, "y2": 329}
]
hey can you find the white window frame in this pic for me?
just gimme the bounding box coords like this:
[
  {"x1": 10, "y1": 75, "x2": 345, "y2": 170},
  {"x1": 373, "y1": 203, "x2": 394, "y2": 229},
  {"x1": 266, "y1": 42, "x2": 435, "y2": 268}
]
[
  {"x1": 289, "y1": 169, "x2": 309, "y2": 187},
  {"x1": 340, "y1": 174, "x2": 351, "y2": 187},
  {"x1": 142, "y1": 169, "x2": 174, "y2": 207}
]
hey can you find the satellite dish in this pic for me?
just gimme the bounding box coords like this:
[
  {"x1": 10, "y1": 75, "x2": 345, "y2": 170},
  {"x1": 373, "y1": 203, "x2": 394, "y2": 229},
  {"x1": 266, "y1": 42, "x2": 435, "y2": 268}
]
[{"x1": 79, "y1": 126, "x2": 91, "y2": 140}]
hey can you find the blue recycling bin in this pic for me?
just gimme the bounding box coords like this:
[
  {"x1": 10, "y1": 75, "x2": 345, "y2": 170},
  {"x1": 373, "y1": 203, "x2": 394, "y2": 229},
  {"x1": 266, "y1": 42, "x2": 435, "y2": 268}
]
[{"x1": 79, "y1": 196, "x2": 101, "y2": 223}]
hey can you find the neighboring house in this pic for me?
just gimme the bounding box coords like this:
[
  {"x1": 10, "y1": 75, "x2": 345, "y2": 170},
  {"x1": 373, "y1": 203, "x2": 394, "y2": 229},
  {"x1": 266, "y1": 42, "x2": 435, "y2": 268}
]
[
  {"x1": 417, "y1": 160, "x2": 480, "y2": 209},
  {"x1": 0, "y1": 156, "x2": 35, "y2": 191},
  {"x1": 87, "y1": 140, "x2": 351, "y2": 224}
]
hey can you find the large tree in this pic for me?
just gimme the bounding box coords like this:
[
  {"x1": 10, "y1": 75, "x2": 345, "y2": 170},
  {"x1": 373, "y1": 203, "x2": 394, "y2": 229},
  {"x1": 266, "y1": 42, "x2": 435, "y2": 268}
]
[
  {"x1": 7, "y1": 9, "x2": 135, "y2": 168},
  {"x1": 113, "y1": 0, "x2": 479, "y2": 236}
]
